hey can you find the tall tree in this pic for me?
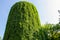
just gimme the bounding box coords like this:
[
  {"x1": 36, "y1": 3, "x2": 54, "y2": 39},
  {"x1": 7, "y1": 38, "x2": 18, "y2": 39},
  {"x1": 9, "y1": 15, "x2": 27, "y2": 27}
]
[{"x1": 3, "y1": 1, "x2": 41, "y2": 40}]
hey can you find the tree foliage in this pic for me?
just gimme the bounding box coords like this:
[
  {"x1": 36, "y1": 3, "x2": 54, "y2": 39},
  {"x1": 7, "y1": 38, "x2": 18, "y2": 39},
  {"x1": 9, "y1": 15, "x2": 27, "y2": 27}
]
[
  {"x1": 41, "y1": 24, "x2": 60, "y2": 40},
  {"x1": 3, "y1": 1, "x2": 41, "y2": 40}
]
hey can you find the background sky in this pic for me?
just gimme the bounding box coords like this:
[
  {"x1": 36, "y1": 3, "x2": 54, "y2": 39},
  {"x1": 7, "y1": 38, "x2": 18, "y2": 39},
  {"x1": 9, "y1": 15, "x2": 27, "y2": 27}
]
[{"x1": 0, "y1": 0, "x2": 60, "y2": 39}]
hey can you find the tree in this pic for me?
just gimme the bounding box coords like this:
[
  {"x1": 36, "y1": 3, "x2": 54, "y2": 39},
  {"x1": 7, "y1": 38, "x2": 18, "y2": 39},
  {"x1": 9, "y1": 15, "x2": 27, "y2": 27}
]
[
  {"x1": 44, "y1": 23, "x2": 60, "y2": 40},
  {"x1": 3, "y1": 1, "x2": 41, "y2": 40}
]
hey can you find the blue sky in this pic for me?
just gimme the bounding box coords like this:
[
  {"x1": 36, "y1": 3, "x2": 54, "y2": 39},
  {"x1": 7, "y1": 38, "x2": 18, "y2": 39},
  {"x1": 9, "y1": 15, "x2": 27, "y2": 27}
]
[{"x1": 0, "y1": 0, "x2": 60, "y2": 39}]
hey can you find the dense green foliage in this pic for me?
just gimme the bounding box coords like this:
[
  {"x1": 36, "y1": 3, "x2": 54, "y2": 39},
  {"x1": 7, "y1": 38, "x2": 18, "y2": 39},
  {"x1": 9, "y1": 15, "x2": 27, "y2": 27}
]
[
  {"x1": 3, "y1": 1, "x2": 41, "y2": 40},
  {"x1": 40, "y1": 24, "x2": 60, "y2": 40}
]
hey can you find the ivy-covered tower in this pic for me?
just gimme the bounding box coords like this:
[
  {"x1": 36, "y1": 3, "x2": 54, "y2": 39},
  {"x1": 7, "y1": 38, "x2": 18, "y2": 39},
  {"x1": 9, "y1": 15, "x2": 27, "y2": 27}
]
[{"x1": 3, "y1": 1, "x2": 41, "y2": 40}]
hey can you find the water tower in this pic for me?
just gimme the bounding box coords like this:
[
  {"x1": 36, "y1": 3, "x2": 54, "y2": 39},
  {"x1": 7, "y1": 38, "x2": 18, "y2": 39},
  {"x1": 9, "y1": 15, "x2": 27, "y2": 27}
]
[{"x1": 58, "y1": 10, "x2": 60, "y2": 24}]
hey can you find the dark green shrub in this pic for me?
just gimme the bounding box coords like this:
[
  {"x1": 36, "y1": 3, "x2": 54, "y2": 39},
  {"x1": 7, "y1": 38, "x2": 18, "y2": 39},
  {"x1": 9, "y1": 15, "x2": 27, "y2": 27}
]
[{"x1": 3, "y1": 1, "x2": 41, "y2": 40}]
